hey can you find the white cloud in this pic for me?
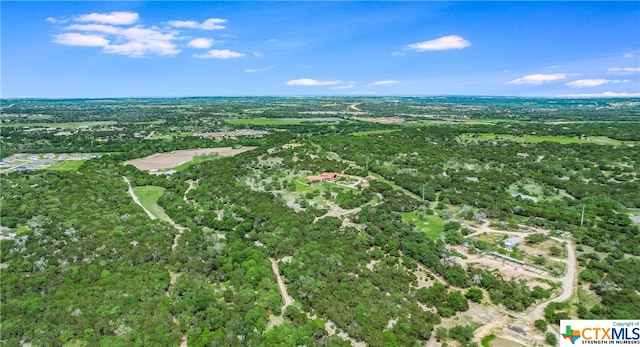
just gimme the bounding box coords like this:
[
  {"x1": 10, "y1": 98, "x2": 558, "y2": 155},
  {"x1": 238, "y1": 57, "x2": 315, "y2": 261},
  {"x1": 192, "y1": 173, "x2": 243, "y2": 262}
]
[
  {"x1": 54, "y1": 33, "x2": 110, "y2": 47},
  {"x1": 507, "y1": 73, "x2": 570, "y2": 85},
  {"x1": 561, "y1": 91, "x2": 640, "y2": 98},
  {"x1": 371, "y1": 80, "x2": 399, "y2": 86},
  {"x1": 566, "y1": 79, "x2": 630, "y2": 88},
  {"x1": 566, "y1": 79, "x2": 610, "y2": 88},
  {"x1": 391, "y1": 51, "x2": 405, "y2": 56},
  {"x1": 245, "y1": 65, "x2": 274, "y2": 73},
  {"x1": 331, "y1": 84, "x2": 355, "y2": 90},
  {"x1": 46, "y1": 17, "x2": 69, "y2": 24},
  {"x1": 194, "y1": 49, "x2": 245, "y2": 59},
  {"x1": 188, "y1": 38, "x2": 214, "y2": 49},
  {"x1": 406, "y1": 35, "x2": 471, "y2": 52},
  {"x1": 286, "y1": 79, "x2": 343, "y2": 86},
  {"x1": 64, "y1": 24, "x2": 121, "y2": 35},
  {"x1": 110, "y1": 27, "x2": 177, "y2": 56},
  {"x1": 51, "y1": 12, "x2": 239, "y2": 58},
  {"x1": 623, "y1": 53, "x2": 634, "y2": 58},
  {"x1": 58, "y1": 24, "x2": 179, "y2": 57},
  {"x1": 75, "y1": 11, "x2": 139, "y2": 25},
  {"x1": 546, "y1": 65, "x2": 563, "y2": 69},
  {"x1": 608, "y1": 67, "x2": 640, "y2": 74},
  {"x1": 167, "y1": 18, "x2": 227, "y2": 30}
]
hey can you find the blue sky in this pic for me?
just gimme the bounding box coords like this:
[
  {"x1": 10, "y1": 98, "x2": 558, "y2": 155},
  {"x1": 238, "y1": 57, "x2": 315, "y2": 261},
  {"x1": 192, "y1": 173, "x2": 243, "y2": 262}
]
[{"x1": 2, "y1": 1, "x2": 639, "y2": 98}]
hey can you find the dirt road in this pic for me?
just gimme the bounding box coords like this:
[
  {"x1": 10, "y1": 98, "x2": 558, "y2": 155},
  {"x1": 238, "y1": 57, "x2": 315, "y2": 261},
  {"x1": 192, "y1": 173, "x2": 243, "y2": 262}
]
[
  {"x1": 467, "y1": 223, "x2": 577, "y2": 318},
  {"x1": 270, "y1": 258, "x2": 294, "y2": 311},
  {"x1": 124, "y1": 176, "x2": 187, "y2": 346},
  {"x1": 123, "y1": 176, "x2": 156, "y2": 220},
  {"x1": 530, "y1": 236, "x2": 577, "y2": 321},
  {"x1": 465, "y1": 222, "x2": 578, "y2": 344},
  {"x1": 183, "y1": 180, "x2": 197, "y2": 201}
]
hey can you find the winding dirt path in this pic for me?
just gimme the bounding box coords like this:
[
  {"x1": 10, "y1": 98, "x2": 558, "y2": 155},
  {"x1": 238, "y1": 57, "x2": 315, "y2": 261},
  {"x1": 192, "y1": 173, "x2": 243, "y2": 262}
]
[
  {"x1": 123, "y1": 176, "x2": 187, "y2": 346},
  {"x1": 183, "y1": 179, "x2": 198, "y2": 201},
  {"x1": 465, "y1": 222, "x2": 577, "y2": 344},
  {"x1": 123, "y1": 176, "x2": 156, "y2": 220},
  {"x1": 270, "y1": 258, "x2": 294, "y2": 311},
  {"x1": 467, "y1": 223, "x2": 577, "y2": 318},
  {"x1": 314, "y1": 201, "x2": 362, "y2": 223},
  {"x1": 269, "y1": 258, "x2": 366, "y2": 345},
  {"x1": 530, "y1": 236, "x2": 577, "y2": 321}
]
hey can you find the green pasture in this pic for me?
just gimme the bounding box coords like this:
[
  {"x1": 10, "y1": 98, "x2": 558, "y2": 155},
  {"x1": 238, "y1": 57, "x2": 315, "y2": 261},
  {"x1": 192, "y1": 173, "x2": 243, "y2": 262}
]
[
  {"x1": 134, "y1": 120, "x2": 165, "y2": 125},
  {"x1": 351, "y1": 129, "x2": 400, "y2": 136},
  {"x1": 225, "y1": 117, "x2": 341, "y2": 126},
  {"x1": 132, "y1": 186, "x2": 169, "y2": 220},
  {"x1": 400, "y1": 211, "x2": 445, "y2": 239},
  {"x1": 576, "y1": 287, "x2": 601, "y2": 310},
  {"x1": 0, "y1": 121, "x2": 117, "y2": 129},
  {"x1": 458, "y1": 133, "x2": 633, "y2": 145},
  {"x1": 145, "y1": 133, "x2": 173, "y2": 140},
  {"x1": 46, "y1": 160, "x2": 86, "y2": 172}
]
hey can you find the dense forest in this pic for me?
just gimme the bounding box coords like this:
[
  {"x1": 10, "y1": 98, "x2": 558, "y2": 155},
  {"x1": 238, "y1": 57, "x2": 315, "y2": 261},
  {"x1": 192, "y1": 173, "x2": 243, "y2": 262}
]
[{"x1": 1, "y1": 97, "x2": 639, "y2": 346}]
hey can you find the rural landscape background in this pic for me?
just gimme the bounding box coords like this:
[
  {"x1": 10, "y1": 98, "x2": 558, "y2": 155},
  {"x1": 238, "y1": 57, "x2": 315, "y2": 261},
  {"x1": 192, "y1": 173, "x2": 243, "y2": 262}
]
[
  {"x1": 1, "y1": 2, "x2": 639, "y2": 347},
  {"x1": 2, "y1": 96, "x2": 639, "y2": 346}
]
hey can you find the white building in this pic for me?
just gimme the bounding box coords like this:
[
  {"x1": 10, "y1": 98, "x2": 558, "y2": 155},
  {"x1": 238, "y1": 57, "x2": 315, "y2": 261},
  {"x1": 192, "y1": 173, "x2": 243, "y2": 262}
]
[{"x1": 503, "y1": 237, "x2": 521, "y2": 248}]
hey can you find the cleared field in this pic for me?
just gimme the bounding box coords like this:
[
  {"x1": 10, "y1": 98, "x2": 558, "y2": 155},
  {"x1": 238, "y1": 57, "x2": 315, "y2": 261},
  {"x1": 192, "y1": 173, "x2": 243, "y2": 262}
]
[
  {"x1": 145, "y1": 133, "x2": 173, "y2": 140},
  {"x1": 458, "y1": 133, "x2": 634, "y2": 145},
  {"x1": 126, "y1": 146, "x2": 256, "y2": 170},
  {"x1": 400, "y1": 211, "x2": 444, "y2": 239},
  {"x1": 226, "y1": 117, "x2": 341, "y2": 125},
  {"x1": 132, "y1": 186, "x2": 168, "y2": 220},
  {"x1": 351, "y1": 129, "x2": 400, "y2": 136},
  {"x1": 0, "y1": 121, "x2": 116, "y2": 129},
  {"x1": 134, "y1": 120, "x2": 165, "y2": 125},
  {"x1": 46, "y1": 160, "x2": 86, "y2": 172}
]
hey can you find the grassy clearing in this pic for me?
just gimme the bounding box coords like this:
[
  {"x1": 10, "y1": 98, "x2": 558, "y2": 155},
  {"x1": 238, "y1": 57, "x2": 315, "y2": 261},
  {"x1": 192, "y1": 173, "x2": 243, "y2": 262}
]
[
  {"x1": 226, "y1": 118, "x2": 305, "y2": 125},
  {"x1": 458, "y1": 133, "x2": 633, "y2": 145},
  {"x1": 351, "y1": 129, "x2": 400, "y2": 136},
  {"x1": 15, "y1": 225, "x2": 30, "y2": 236},
  {"x1": 470, "y1": 233, "x2": 505, "y2": 246},
  {"x1": 576, "y1": 286, "x2": 601, "y2": 309},
  {"x1": 132, "y1": 186, "x2": 168, "y2": 220},
  {"x1": 134, "y1": 120, "x2": 165, "y2": 125},
  {"x1": 400, "y1": 211, "x2": 445, "y2": 239},
  {"x1": 226, "y1": 117, "x2": 341, "y2": 126},
  {"x1": 46, "y1": 160, "x2": 86, "y2": 172},
  {"x1": 145, "y1": 133, "x2": 173, "y2": 140},
  {"x1": 0, "y1": 121, "x2": 117, "y2": 129},
  {"x1": 293, "y1": 179, "x2": 322, "y2": 194}
]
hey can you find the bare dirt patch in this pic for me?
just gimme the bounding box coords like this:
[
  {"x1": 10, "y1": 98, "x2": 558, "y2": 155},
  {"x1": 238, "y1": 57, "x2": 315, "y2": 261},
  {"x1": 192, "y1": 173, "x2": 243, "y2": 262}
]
[
  {"x1": 629, "y1": 210, "x2": 640, "y2": 225},
  {"x1": 126, "y1": 146, "x2": 256, "y2": 170}
]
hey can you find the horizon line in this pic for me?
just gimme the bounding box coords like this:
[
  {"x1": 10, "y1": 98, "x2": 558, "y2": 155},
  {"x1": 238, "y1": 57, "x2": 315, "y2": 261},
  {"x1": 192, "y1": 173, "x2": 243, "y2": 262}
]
[{"x1": 3, "y1": 94, "x2": 640, "y2": 100}]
